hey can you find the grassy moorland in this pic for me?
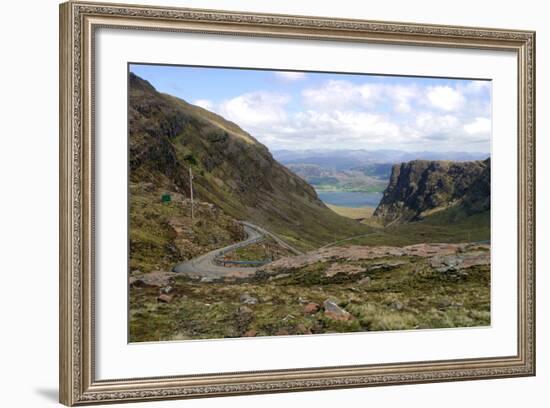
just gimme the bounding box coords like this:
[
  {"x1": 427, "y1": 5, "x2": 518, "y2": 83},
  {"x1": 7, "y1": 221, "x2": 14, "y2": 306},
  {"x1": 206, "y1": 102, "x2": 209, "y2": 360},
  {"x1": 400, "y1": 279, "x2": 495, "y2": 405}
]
[
  {"x1": 220, "y1": 237, "x2": 294, "y2": 263},
  {"x1": 129, "y1": 244, "x2": 490, "y2": 341},
  {"x1": 129, "y1": 189, "x2": 491, "y2": 342},
  {"x1": 326, "y1": 204, "x2": 375, "y2": 220},
  {"x1": 343, "y1": 209, "x2": 490, "y2": 247}
]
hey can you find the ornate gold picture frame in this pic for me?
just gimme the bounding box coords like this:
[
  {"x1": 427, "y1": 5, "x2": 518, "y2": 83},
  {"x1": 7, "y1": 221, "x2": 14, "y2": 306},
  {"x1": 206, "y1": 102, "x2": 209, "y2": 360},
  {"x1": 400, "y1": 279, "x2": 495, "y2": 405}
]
[{"x1": 59, "y1": 1, "x2": 535, "y2": 405}]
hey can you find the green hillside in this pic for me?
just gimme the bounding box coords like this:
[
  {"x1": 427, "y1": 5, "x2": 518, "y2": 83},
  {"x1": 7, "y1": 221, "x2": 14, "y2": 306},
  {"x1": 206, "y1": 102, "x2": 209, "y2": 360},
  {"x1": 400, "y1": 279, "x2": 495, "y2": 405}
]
[{"x1": 129, "y1": 73, "x2": 371, "y2": 253}]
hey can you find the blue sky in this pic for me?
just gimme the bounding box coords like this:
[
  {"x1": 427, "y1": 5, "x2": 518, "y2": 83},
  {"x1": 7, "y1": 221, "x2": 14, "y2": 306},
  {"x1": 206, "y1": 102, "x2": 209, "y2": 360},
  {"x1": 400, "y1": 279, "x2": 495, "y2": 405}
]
[{"x1": 130, "y1": 63, "x2": 491, "y2": 153}]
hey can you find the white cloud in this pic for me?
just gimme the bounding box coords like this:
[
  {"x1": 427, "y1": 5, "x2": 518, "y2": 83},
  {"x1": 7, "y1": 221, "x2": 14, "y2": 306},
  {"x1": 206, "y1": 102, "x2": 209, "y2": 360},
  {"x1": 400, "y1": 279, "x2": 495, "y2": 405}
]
[
  {"x1": 293, "y1": 110, "x2": 400, "y2": 142},
  {"x1": 193, "y1": 99, "x2": 214, "y2": 111},
  {"x1": 218, "y1": 91, "x2": 291, "y2": 129},
  {"x1": 302, "y1": 81, "x2": 423, "y2": 114},
  {"x1": 409, "y1": 112, "x2": 461, "y2": 142},
  {"x1": 274, "y1": 72, "x2": 307, "y2": 81},
  {"x1": 427, "y1": 86, "x2": 465, "y2": 111},
  {"x1": 464, "y1": 117, "x2": 491, "y2": 135},
  {"x1": 195, "y1": 79, "x2": 490, "y2": 152},
  {"x1": 302, "y1": 80, "x2": 380, "y2": 110},
  {"x1": 391, "y1": 85, "x2": 417, "y2": 113}
]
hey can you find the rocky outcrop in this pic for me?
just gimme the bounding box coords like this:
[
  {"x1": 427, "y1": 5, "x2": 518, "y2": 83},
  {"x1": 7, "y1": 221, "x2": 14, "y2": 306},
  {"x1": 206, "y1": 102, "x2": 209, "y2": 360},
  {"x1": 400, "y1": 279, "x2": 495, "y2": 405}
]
[
  {"x1": 373, "y1": 159, "x2": 490, "y2": 223},
  {"x1": 129, "y1": 271, "x2": 176, "y2": 288},
  {"x1": 258, "y1": 243, "x2": 490, "y2": 277}
]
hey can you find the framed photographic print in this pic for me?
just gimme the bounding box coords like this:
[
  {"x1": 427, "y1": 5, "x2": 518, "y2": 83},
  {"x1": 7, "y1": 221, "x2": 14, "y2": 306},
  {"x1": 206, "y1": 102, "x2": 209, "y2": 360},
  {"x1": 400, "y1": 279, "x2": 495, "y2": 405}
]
[{"x1": 59, "y1": 1, "x2": 536, "y2": 405}]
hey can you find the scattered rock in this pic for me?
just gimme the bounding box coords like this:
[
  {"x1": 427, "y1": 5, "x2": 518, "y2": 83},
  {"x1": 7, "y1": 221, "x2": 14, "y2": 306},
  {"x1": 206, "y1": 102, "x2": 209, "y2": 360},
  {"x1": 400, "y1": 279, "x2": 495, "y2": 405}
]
[
  {"x1": 390, "y1": 301, "x2": 404, "y2": 311},
  {"x1": 430, "y1": 250, "x2": 490, "y2": 273},
  {"x1": 235, "y1": 306, "x2": 255, "y2": 335},
  {"x1": 275, "y1": 329, "x2": 290, "y2": 336},
  {"x1": 357, "y1": 276, "x2": 371, "y2": 286},
  {"x1": 140, "y1": 182, "x2": 155, "y2": 192},
  {"x1": 244, "y1": 330, "x2": 257, "y2": 337},
  {"x1": 157, "y1": 294, "x2": 173, "y2": 303},
  {"x1": 304, "y1": 302, "x2": 320, "y2": 314},
  {"x1": 259, "y1": 243, "x2": 490, "y2": 275},
  {"x1": 324, "y1": 263, "x2": 364, "y2": 277},
  {"x1": 132, "y1": 271, "x2": 176, "y2": 287},
  {"x1": 323, "y1": 299, "x2": 354, "y2": 321},
  {"x1": 460, "y1": 251, "x2": 491, "y2": 268},
  {"x1": 430, "y1": 255, "x2": 463, "y2": 273},
  {"x1": 368, "y1": 261, "x2": 406, "y2": 272},
  {"x1": 200, "y1": 277, "x2": 215, "y2": 283},
  {"x1": 170, "y1": 192, "x2": 185, "y2": 202},
  {"x1": 295, "y1": 324, "x2": 311, "y2": 335},
  {"x1": 240, "y1": 293, "x2": 258, "y2": 305},
  {"x1": 437, "y1": 298, "x2": 453, "y2": 309},
  {"x1": 297, "y1": 296, "x2": 309, "y2": 304},
  {"x1": 237, "y1": 305, "x2": 253, "y2": 315},
  {"x1": 269, "y1": 273, "x2": 290, "y2": 281},
  {"x1": 129, "y1": 277, "x2": 145, "y2": 288},
  {"x1": 160, "y1": 286, "x2": 174, "y2": 294}
]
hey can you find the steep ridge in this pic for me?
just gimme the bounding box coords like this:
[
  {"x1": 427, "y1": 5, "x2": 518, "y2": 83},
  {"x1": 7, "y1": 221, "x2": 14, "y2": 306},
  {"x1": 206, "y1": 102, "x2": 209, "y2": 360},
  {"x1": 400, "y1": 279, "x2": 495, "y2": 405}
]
[
  {"x1": 373, "y1": 159, "x2": 490, "y2": 224},
  {"x1": 129, "y1": 73, "x2": 369, "y2": 251}
]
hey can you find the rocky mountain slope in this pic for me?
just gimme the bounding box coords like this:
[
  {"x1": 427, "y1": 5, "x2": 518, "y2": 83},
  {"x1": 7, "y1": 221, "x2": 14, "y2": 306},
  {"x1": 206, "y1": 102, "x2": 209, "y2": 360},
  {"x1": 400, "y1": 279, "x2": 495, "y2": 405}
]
[
  {"x1": 129, "y1": 73, "x2": 369, "y2": 251},
  {"x1": 373, "y1": 159, "x2": 490, "y2": 224}
]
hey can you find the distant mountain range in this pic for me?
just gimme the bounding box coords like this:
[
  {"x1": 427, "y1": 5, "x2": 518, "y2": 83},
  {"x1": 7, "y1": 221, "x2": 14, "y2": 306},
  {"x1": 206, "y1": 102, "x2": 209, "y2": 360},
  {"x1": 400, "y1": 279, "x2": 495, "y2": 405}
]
[
  {"x1": 274, "y1": 149, "x2": 489, "y2": 194},
  {"x1": 273, "y1": 149, "x2": 490, "y2": 170}
]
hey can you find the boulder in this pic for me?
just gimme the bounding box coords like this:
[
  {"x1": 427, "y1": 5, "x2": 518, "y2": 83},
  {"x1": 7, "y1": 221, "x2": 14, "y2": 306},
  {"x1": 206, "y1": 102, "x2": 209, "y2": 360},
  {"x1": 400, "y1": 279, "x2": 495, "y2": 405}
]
[
  {"x1": 160, "y1": 286, "x2": 174, "y2": 294},
  {"x1": 129, "y1": 277, "x2": 145, "y2": 288},
  {"x1": 390, "y1": 301, "x2": 404, "y2": 311},
  {"x1": 430, "y1": 255, "x2": 463, "y2": 273},
  {"x1": 304, "y1": 302, "x2": 320, "y2": 314},
  {"x1": 240, "y1": 293, "x2": 258, "y2": 305},
  {"x1": 133, "y1": 271, "x2": 176, "y2": 287},
  {"x1": 237, "y1": 305, "x2": 253, "y2": 315},
  {"x1": 157, "y1": 294, "x2": 173, "y2": 303},
  {"x1": 323, "y1": 299, "x2": 354, "y2": 321},
  {"x1": 357, "y1": 276, "x2": 371, "y2": 286}
]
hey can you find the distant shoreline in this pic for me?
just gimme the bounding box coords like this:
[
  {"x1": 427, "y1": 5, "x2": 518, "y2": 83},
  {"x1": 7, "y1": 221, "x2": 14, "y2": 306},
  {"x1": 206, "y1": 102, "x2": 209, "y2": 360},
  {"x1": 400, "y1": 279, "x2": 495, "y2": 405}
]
[{"x1": 325, "y1": 204, "x2": 375, "y2": 221}]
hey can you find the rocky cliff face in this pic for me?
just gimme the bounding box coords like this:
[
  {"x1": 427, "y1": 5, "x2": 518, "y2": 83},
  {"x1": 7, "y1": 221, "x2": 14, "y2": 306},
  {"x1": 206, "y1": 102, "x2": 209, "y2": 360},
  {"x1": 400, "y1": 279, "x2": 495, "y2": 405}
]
[
  {"x1": 373, "y1": 159, "x2": 490, "y2": 224},
  {"x1": 129, "y1": 73, "x2": 368, "y2": 250}
]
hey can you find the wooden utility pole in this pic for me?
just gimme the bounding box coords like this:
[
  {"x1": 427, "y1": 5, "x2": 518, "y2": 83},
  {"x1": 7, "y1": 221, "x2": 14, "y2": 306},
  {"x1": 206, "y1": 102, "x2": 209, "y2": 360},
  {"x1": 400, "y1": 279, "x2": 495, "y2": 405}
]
[{"x1": 189, "y1": 167, "x2": 194, "y2": 220}]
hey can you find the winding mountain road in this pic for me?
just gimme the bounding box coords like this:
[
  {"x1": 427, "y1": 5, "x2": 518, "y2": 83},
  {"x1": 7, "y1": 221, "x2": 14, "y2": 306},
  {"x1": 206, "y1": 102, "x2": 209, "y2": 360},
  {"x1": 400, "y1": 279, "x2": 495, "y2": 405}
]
[{"x1": 172, "y1": 222, "x2": 300, "y2": 279}]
